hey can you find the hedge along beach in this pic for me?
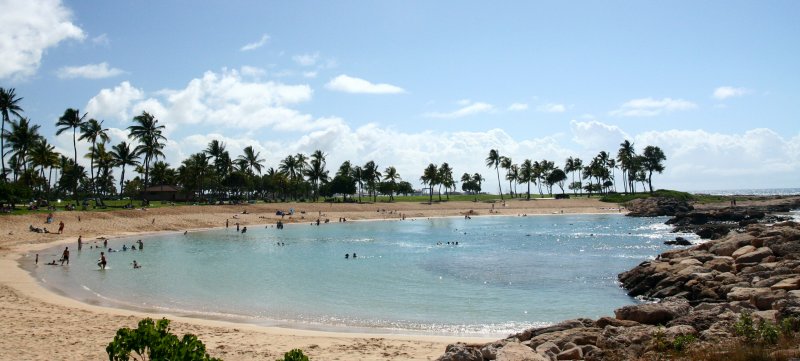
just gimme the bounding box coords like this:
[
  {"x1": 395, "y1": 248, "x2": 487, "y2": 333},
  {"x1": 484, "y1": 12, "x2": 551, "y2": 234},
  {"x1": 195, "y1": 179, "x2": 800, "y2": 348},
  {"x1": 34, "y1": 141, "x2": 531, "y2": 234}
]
[{"x1": 0, "y1": 198, "x2": 624, "y2": 360}]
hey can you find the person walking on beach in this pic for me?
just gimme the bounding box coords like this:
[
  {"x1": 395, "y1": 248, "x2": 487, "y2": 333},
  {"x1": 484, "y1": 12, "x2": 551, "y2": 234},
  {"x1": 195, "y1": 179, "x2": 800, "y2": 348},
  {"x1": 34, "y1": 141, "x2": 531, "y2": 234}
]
[
  {"x1": 61, "y1": 247, "x2": 69, "y2": 265},
  {"x1": 98, "y1": 252, "x2": 107, "y2": 269},
  {"x1": 57, "y1": 221, "x2": 64, "y2": 234}
]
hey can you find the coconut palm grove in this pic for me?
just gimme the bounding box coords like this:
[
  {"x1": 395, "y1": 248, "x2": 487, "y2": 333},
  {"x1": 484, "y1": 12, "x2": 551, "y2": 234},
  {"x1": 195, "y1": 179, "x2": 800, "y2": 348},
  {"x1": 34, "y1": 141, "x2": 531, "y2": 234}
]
[{"x1": 0, "y1": 87, "x2": 668, "y2": 208}]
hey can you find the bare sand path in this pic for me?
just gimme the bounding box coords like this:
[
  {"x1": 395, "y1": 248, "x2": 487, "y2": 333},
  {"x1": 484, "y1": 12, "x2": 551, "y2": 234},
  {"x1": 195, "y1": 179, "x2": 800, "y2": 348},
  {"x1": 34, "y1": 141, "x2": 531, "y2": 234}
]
[{"x1": 0, "y1": 198, "x2": 619, "y2": 360}]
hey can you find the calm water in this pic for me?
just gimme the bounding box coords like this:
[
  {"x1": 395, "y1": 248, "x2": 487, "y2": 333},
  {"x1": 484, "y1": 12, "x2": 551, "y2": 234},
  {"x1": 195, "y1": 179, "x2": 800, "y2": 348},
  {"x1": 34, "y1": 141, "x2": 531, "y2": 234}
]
[
  {"x1": 692, "y1": 187, "x2": 800, "y2": 196},
  {"x1": 29, "y1": 214, "x2": 695, "y2": 336}
]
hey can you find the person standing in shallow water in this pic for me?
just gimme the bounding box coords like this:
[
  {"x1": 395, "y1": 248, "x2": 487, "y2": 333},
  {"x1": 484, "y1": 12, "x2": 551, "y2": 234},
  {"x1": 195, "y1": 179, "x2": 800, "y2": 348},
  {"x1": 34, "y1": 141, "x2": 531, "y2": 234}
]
[
  {"x1": 61, "y1": 247, "x2": 69, "y2": 265},
  {"x1": 98, "y1": 252, "x2": 107, "y2": 269}
]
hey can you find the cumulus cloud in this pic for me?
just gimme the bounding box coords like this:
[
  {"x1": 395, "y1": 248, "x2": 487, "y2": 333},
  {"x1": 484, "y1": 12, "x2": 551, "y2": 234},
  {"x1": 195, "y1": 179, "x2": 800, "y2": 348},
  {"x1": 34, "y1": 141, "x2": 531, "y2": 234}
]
[
  {"x1": 325, "y1": 74, "x2": 405, "y2": 94},
  {"x1": 508, "y1": 103, "x2": 528, "y2": 111},
  {"x1": 85, "y1": 81, "x2": 144, "y2": 122},
  {"x1": 713, "y1": 86, "x2": 750, "y2": 100},
  {"x1": 292, "y1": 53, "x2": 319, "y2": 66},
  {"x1": 0, "y1": 0, "x2": 85, "y2": 79},
  {"x1": 569, "y1": 120, "x2": 631, "y2": 151},
  {"x1": 57, "y1": 62, "x2": 124, "y2": 79},
  {"x1": 424, "y1": 101, "x2": 494, "y2": 119},
  {"x1": 537, "y1": 103, "x2": 566, "y2": 113},
  {"x1": 240, "y1": 34, "x2": 270, "y2": 51},
  {"x1": 609, "y1": 97, "x2": 697, "y2": 117},
  {"x1": 84, "y1": 68, "x2": 334, "y2": 134}
]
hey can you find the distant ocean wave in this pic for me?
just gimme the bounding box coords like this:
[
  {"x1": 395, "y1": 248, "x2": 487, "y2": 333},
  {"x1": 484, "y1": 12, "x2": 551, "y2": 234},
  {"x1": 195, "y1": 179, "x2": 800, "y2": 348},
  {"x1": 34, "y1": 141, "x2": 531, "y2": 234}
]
[{"x1": 692, "y1": 188, "x2": 800, "y2": 196}]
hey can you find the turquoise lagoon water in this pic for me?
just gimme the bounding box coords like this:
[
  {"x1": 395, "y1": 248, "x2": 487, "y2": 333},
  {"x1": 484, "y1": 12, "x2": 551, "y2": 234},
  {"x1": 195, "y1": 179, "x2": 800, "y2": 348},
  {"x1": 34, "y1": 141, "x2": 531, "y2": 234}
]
[{"x1": 30, "y1": 214, "x2": 695, "y2": 336}]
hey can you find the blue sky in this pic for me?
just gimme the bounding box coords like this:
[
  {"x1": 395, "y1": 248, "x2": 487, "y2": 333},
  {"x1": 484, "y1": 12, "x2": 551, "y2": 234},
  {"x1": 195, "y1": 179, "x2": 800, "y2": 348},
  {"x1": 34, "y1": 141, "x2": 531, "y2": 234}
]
[{"x1": 2, "y1": 0, "x2": 798, "y2": 192}]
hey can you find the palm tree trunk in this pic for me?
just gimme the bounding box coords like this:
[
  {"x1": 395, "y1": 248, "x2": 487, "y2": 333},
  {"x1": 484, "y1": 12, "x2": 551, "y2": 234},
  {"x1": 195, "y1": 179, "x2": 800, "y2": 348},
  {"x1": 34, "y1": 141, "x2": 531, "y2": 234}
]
[
  {"x1": 0, "y1": 115, "x2": 5, "y2": 182},
  {"x1": 495, "y1": 167, "x2": 503, "y2": 200},
  {"x1": 526, "y1": 180, "x2": 531, "y2": 200},
  {"x1": 72, "y1": 128, "x2": 78, "y2": 205}
]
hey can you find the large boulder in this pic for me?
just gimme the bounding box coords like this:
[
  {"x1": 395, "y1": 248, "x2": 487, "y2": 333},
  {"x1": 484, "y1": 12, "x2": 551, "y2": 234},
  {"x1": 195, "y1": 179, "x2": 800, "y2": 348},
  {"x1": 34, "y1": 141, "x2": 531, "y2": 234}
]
[
  {"x1": 614, "y1": 299, "x2": 692, "y2": 325},
  {"x1": 495, "y1": 342, "x2": 549, "y2": 361},
  {"x1": 735, "y1": 247, "x2": 774, "y2": 264},
  {"x1": 436, "y1": 343, "x2": 484, "y2": 361}
]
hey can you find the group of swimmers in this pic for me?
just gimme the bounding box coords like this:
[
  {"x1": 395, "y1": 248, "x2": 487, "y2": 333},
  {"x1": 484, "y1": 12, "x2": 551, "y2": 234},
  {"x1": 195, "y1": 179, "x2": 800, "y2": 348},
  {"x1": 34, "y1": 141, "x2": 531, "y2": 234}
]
[
  {"x1": 37, "y1": 238, "x2": 144, "y2": 270},
  {"x1": 436, "y1": 241, "x2": 460, "y2": 246},
  {"x1": 344, "y1": 253, "x2": 357, "y2": 259}
]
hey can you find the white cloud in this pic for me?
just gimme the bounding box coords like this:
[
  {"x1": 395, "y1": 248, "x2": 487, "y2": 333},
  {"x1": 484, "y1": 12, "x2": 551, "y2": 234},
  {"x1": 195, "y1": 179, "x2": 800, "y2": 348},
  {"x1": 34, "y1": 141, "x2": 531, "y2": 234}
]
[
  {"x1": 424, "y1": 101, "x2": 494, "y2": 119},
  {"x1": 569, "y1": 120, "x2": 630, "y2": 151},
  {"x1": 325, "y1": 74, "x2": 405, "y2": 94},
  {"x1": 610, "y1": 97, "x2": 697, "y2": 117},
  {"x1": 537, "y1": 103, "x2": 566, "y2": 113},
  {"x1": 57, "y1": 62, "x2": 124, "y2": 79},
  {"x1": 240, "y1": 34, "x2": 270, "y2": 51},
  {"x1": 240, "y1": 65, "x2": 266, "y2": 78},
  {"x1": 508, "y1": 103, "x2": 528, "y2": 111},
  {"x1": 0, "y1": 0, "x2": 85, "y2": 79},
  {"x1": 302, "y1": 71, "x2": 318, "y2": 78},
  {"x1": 91, "y1": 33, "x2": 109, "y2": 46},
  {"x1": 713, "y1": 86, "x2": 750, "y2": 100},
  {"x1": 292, "y1": 53, "x2": 319, "y2": 66},
  {"x1": 85, "y1": 81, "x2": 144, "y2": 122},
  {"x1": 85, "y1": 68, "x2": 332, "y2": 134}
]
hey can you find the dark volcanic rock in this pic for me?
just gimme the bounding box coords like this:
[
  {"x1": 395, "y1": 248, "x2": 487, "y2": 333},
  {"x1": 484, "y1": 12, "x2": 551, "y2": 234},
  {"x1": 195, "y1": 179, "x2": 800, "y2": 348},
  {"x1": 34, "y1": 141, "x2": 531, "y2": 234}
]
[
  {"x1": 626, "y1": 197, "x2": 694, "y2": 217},
  {"x1": 665, "y1": 237, "x2": 692, "y2": 246}
]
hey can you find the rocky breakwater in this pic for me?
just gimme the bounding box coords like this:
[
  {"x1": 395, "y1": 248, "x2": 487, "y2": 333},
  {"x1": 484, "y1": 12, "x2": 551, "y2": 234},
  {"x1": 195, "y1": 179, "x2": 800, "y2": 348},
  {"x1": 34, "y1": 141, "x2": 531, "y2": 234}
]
[
  {"x1": 625, "y1": 197, "x2": 694, "y2": 217},
  {"x1": 436, "y1": 221, "x2": 800, "y2": 361},
  {"x1": 665, "y1": 200, "x2": 800, "y2": 240}
]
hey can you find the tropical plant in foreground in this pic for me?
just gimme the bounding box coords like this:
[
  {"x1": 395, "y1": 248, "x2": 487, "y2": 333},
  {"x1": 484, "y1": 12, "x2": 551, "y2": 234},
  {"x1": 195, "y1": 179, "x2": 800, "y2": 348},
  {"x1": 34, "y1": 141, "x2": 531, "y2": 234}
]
[{"x1": 106, "y1": 318, "x2": 221, "y2": 361}]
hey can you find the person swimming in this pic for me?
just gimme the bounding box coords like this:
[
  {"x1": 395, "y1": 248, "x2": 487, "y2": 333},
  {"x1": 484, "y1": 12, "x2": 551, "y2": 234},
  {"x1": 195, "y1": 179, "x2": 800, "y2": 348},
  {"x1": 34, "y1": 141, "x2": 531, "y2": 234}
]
[
  {"x1": 345, "y1": 253, "x2": 349, "y2": 259},
  {"x1": 132, "y1": 260, "x2": 141, "y2": 269}
]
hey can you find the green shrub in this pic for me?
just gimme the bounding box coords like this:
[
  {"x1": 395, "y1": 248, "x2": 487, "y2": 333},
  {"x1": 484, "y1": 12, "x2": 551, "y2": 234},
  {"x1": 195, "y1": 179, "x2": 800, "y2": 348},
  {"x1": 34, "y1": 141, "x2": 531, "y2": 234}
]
[
  {"x1": 758, "y1": 319, "x2": 779, "y2": 345},
  {"x1": 672, "y1": 333, "x2": 696, "y2": 352},
  {"x1": 278, "y1": 349, "x2": 309, "y2": 361},
  {"x1": 106, "y1": 318, "x2": 221, "y2": 361},
  {"x1": 734, "y1": 312, "x2": 757, "y2": 343}
]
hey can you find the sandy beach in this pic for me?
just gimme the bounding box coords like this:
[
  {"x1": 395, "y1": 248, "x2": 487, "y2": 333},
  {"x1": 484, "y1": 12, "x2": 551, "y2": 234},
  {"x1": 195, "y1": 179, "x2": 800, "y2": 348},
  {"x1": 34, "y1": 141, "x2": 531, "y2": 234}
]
[{"x1": 0, "y1": 198, "x2": 621, "y2": 360}]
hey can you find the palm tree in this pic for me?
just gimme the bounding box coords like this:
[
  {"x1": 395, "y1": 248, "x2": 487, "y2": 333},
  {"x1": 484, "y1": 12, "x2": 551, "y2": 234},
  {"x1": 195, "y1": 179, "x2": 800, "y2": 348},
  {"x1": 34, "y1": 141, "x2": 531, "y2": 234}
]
[
  {"x1": 110, "y1": 141, "x2": 139, "y2": 201},
  {"x1": 500, "y1": 156, "x2": 515, "y2": 198},
  {"x1": 436, "y1": 162, "x2": 454, "y2": 201},
  {"x1": 351, "y1": 165, "x2": 364, "y2": 203},
  {"x1": 485, "y1": 149, "x2": 504, "y2": 200},
  {"x1": 642, "y1": 145, "x2": 666, "y2": 193},
  {"x1": 617, "y1": 140, "x2": 636, "y2": 194},
  {"x1": 420, "y1": 163, "x2": 438, "y2": 204},
  {"x1": 362, "y1": 160, "x2": 381, "y2": 202},
  {"x1": 3, "y1": 117, "x2": 41, "y2": 175},
  {"x1": 305, "y1": 150, "x2": 329, "y2": 201},
  {"x1": 519, "y1": 159, "x2": 534, "y2": 200},
  {"x1": 55, "y1": 108, "x2": 87, "y2": 202},
  {"x1": 128, "y1": 111, "x2": 166, "y2": 200},
  {"x1": 382, "y1": 166, "x2": 401, "y2": 201},
  {"x1": 29, "y1": 137, "x2": 59, "y2": 197},
  {"x1": 78, "y1": 118, "x2": 109, "y2": 199},
  {"x1": 0, "y1": 87, "x2": 24, "y2": 181},
  {"x1": 238, "y1": 146, "x2": 265, "y2": 175}
]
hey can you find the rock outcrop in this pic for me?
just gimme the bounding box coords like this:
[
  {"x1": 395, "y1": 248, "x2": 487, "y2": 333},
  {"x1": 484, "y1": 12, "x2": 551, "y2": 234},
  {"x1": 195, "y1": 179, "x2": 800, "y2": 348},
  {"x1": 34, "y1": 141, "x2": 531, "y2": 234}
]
[{"x1": 626, "y1": 197, "x2": 694, "y2": 217}]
